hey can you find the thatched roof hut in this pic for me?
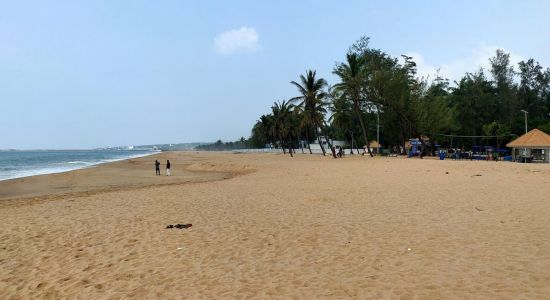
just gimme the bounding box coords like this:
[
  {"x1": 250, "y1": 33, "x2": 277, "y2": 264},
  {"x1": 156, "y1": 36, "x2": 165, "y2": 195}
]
[{"x1": 506, "y1": 129, "x2": 550, "y2": 163}]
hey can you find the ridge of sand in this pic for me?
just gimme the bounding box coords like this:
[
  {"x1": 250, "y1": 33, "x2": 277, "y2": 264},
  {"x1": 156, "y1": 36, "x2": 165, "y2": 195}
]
[
  {"x1": 0, "y1": 152, "x2": 255, "y2": 207},
  {"x1": 1, "y1": 152, "x2": 550, "y2": 299}
]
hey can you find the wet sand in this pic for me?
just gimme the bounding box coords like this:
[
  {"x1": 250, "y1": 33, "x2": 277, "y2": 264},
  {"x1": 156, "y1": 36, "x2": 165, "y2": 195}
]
[{"x1": 1, "y1": 151, "x2": 550, "y2": 299}]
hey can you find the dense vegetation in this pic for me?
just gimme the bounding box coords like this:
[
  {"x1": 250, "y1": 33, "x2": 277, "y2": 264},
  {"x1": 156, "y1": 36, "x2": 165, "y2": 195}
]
[
  {"x1": 205, "y1": 37, "x2": 550, "y2": 155},
  {"x1": 195, "y1": 138, "x2": 250, "y2": 151}
]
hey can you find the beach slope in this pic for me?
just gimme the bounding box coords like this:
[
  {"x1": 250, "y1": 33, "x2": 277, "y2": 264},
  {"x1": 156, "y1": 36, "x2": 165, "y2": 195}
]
[{"x1": 1, "y1": 152, "x2": 550, "y2": 299}]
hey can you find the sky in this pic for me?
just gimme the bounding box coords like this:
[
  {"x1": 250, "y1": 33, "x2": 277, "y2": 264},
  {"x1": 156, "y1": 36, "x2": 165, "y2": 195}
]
[{"x1": 1, "y1": 0, "x2": 549, "y2": 149}]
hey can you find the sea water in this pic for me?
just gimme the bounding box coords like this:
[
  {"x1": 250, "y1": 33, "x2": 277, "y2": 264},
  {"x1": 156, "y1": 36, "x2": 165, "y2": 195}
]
[{"x1": 0, "y1": 150, "x2": 156, "y2": 181}]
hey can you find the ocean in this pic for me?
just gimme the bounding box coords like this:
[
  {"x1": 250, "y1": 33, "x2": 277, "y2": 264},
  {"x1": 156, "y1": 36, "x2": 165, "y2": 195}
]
[{"x1": 0, "y1": 150, "x2": 157, "y2": 181}]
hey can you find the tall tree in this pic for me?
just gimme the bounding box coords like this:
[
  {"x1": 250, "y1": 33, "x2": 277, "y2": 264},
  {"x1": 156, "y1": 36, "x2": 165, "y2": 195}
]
[
  {"x1": 255, "y1": 114, "x2": 275, "y2": 147},
  {"x1": 482, "y1": 121, "x2": 510, "y2": 149},
  {"x1": 518, "y1": 59, "x2": 550, "y2": 128},
  {"x1": 490, "y1": 49, "x2": 518, "y2": 127},
  {"x1": 290, "y1": 70, "x2": 337, "y2": 157},
  {"x1": 328, "y1": 89, "x2": 357, "y2": 152},
  {"x1": 449, "y1": 69, "x2": 496, "y2": 147},
  {"x1": 333, "y1": 53, "x2": 374, "y2": 156},
  {"x1": 271, "y1": 100, "x2": 295, "y2": 157},
  {"x1": 416, "y1": 75, "x2": 456, "y2": 154},
  {"x1": 366, "y1": 53, "x2": 418, "y2": 153}
]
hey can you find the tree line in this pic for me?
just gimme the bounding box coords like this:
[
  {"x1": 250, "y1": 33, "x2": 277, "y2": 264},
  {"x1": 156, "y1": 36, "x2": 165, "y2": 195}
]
[{"x1": 209, "y1": 36, "x2": 550, "y2": 156}]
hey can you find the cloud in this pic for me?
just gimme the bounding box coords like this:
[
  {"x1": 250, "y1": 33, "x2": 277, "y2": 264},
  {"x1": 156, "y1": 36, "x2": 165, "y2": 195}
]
[
  {"x1": 405, "y1": 44, "x2": 525, "y2": 84},
  {"x1": 214, "y1": 27, "x2": 260, "y2": 55}
]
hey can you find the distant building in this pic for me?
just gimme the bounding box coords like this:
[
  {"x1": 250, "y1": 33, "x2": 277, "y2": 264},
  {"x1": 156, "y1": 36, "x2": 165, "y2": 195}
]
[
  {"x1": 506, "y1": 128, "x2": 550, "y2": 163},
  {"x1": 308, "y1": 137, "x2": 345, "y2": 154}
]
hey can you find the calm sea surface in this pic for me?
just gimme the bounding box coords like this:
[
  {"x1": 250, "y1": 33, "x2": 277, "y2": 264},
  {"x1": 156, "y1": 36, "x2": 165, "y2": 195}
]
[{"x1": 0, "y1": 150, "x2": 156, "y2": 181}]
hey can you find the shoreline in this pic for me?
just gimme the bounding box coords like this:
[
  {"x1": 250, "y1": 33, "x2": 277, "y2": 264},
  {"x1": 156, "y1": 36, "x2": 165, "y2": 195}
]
[
  {"x1": 0, "y1": 151, "x2": 245, "y2": 202},
  {"x1": 0, "y1": 150, "x2": 160, "y2": 182}
]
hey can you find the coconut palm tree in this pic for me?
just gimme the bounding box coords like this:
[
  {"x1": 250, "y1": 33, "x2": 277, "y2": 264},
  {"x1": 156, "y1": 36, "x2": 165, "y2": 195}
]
[
  {"x1": 333, "y1": 53, "x2": 374, "y2": 157},
  {"x1": 290, "y1": 108, "x2": 306, "y2": 153},
  {"x1": 271, "y1": 100, "x2": 295, "y2": 157},
  {"x1": 329, "y1": 88, "x2": 357, "y2": 153},
  {"x1": 256, "y1": 114, "x2": 275, "y2": 148},
  {"x1": 290, "y1": 70, "x2": 337, "y2": 157},
  {"x1": 292, "y1": 105, "x2": 313, "y2": 154}
]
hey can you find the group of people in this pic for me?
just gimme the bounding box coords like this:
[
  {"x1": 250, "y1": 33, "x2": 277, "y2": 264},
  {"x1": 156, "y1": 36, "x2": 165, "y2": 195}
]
[
  {"x1": 329, "y1": 146, "x2": 346, "y2": 158},
  {"x1": 155, "y1": 160, "x2": 171, "y2": 176}
]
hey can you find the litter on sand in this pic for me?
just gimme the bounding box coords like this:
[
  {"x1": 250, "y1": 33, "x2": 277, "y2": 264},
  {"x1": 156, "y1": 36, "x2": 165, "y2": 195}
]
[{"x1": 166, "y1": 224, "x2": 193, "y2": 229}]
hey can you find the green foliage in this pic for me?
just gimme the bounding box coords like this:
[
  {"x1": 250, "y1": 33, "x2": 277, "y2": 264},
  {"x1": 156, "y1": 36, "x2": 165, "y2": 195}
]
[
  {"x1": 196, "y1": 138, "x2": 253, "y2": 151},
  {"x1": 482, "y1": 121, "x2": 511, "y2": 148},
  {"x1": 449, "y1": 70, "x2": 496, "y2": 137},
  {"x1": 539, "y1": 122, "x2": 550, "y2": 135},
  {"x1": 332, "y1": 52, "x2": 374, "y2": 155},
  {"x1": 243, "y1": 36, "x2": 550, "y2": 153},
  {"x1": 290, "y1": 70, "x2": 328, "y2": 136},
  {"x1": 290, "y1": 70, "x2": 335, "y2": 156},
  {"x1": 416, "y1": 76, "x2": 456, "y2": 140}
]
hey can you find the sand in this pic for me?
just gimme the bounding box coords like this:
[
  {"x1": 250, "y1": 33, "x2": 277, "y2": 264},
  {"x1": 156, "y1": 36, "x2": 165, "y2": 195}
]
[{"x1": 1, "y1": 151, "x2": 550, "y2": 299}]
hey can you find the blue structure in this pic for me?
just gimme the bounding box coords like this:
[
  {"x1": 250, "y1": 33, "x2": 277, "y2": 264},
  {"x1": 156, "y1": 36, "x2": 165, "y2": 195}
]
[{"x1": 408, "y1": 139, "x2": 422, "y2": 157}]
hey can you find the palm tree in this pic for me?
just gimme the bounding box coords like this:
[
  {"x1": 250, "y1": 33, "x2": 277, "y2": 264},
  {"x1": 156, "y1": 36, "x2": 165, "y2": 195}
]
[
  {"x1": 290, "y1": 108, "x2": 306, "y2": 153},
  {"x1": 333, "y1": 53, "x2": 374, "y2": 157},
  {"x1": 257, "y1": 114, "x2": 275, "y2": 148},
  {"x1": 290, "y1": 70, "x2": 337, "y2": 157},
  {"x1": 271, "y1": 100, "x2": 295, "y2": 157},
  {"x1": 292, "y1": 105, "x2": 313, "y2": 154},
  {"x1": 329, "y1": 89, "x2": 356, "y2": 153}
]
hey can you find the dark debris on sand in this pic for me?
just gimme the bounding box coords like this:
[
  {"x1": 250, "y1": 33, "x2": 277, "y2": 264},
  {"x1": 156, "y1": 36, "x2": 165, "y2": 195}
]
[{"x1": 166, "y1": 224, "x2": 192, "y2": 229}]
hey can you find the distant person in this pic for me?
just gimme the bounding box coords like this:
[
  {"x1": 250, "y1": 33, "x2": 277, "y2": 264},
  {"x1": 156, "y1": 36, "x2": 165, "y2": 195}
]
[
  {"x1": 155, "y1": 160, "x2": 161, "y2": 176},
  {"x1": 166, "y1": 160, "x2": 171, "y2": 176}
]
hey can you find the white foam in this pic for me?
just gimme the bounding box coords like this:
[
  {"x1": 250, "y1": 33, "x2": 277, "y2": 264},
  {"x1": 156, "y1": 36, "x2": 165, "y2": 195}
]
[
  {"x1": 0, "y1": 151, "x2": 158, "y2": 181},
  {"x1": 66, "y1": 161, "x2": 89, "y2": 164}
]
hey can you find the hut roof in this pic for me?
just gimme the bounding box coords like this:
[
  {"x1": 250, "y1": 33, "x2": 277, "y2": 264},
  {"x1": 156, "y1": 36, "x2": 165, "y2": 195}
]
[
  {"x1": 369, "y1": 140, "x2": 380, "y2": 148},
  {"x1": 506, "y1": 128, "x2": 550, "y2": 147}
]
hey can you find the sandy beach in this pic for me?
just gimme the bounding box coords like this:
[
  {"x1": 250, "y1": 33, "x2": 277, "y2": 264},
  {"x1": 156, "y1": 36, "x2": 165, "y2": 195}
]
[{"x1": 1, "y1": 151, "x2": 550, "y2": 299}]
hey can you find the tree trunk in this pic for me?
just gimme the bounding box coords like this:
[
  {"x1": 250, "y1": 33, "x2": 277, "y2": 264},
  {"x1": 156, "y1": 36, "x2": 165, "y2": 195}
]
[
  {"x1": 354, "y1": 103, "x2": 373, "y2": 157},
  {"x1": 419, "y1": 135, "x2": 427, "y2": 158},
  {"x1": 432, "y1": 144, "x2": 436, "y2": 156},
  {"x1": 317, "y1": 136, "x2": 326, "y2": 156},
  {"x1": 279, "y1": 138, "x2": 286, "y2": 154},
  {"x1": 288, "y1": 139, "x2": 293, "y2": 157},
  {"x1": 350, "y1": 132, "x2": 354, "y2": 155},
  {"x1": 319, "y1": 122, "x2": 337, "y2": 158},
  {"x1": 325, "y1": 137, "x2": 338, "y2": 158},
  {"x1": 355, "y1": 132, "x2": 361, "y2": 154},
  {"x1": 400, "y1": 125, "x2": 406, "y2": 155},
  {"x1": 305, "y1": 131, "x2": 313, "y2": 154}
]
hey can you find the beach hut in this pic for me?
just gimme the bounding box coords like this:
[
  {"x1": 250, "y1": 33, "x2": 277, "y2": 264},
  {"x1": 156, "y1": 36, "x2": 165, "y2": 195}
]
[
  {"x1": 368, "y1": 140, "x2": 381, "y2": 154},
  {"x1": 506, "y1": 128, "x2": 550, "y2": 163}
]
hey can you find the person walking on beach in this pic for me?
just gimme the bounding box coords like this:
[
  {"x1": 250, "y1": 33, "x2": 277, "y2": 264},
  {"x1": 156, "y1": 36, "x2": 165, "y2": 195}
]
[
  {"x1": 166, "y1": 160, "x2": 171, "y2": 176},
  {"x1": 155, "y1": 160, "x2": 161, "y2": 176}
]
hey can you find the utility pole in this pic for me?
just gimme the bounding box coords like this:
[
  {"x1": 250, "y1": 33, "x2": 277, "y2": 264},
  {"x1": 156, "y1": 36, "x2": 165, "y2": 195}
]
[
  {"x1": 520, "y1": 109, "x2": 528, "y2": 134},
  {"x1": 376, "y1": 109, "x2": 380, "y2": 156},
  {"x1": 520, "y1": 109, "x2": 529, "y2": 162}
]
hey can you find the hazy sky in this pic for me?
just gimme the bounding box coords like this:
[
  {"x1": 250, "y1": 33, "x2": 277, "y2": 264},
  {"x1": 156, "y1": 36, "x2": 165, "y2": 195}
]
[{"x1": 1, "y1": 0, "x2": 549, "y2": 149}]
